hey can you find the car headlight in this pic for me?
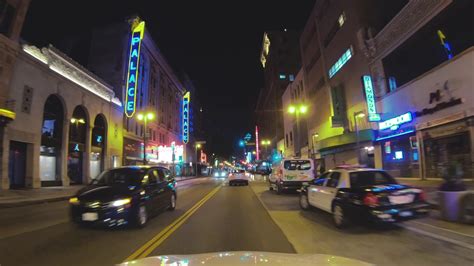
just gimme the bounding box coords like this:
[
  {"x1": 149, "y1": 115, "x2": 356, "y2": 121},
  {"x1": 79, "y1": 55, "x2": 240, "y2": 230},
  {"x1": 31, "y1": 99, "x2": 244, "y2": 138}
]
[
  {"x1": 110, "y1": 198, "x2": 131, "y2": 207},
  {"x1": 214, "y1": 172, "x2": 219, "y2": 177},
  {"x1": 69, "y1": 197, "x2": 80, "y2": 205},
  {"x1": 221, "y1": 172, "x2": 226, "y2": 177}
]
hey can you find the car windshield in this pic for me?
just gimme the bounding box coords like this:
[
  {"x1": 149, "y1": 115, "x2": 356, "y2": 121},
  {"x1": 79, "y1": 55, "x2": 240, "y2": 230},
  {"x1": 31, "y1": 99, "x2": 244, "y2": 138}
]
[
  {"x1": 284, "y1": 160, "x2": 311, "y2": 170},
  {"x1": 349, "y1": 171, "x2": 397, "y2": 188},
  {"x1": 91, "y1": 168, "x2": 146, "y2": 186}
]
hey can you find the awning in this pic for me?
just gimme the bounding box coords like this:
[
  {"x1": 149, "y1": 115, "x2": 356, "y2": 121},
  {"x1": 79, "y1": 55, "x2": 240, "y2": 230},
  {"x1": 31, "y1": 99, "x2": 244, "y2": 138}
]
[{"x1": 318, "y1": 129, "x2": 375, "y2": 154}]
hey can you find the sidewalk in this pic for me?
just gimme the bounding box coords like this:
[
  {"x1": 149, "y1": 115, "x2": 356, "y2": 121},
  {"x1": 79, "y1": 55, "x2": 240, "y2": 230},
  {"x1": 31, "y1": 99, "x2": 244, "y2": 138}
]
[
  {"x1": 0, "y1": 175, "x2": 201, "y2": 208},
  {"x1": 395, "y1": 178, "x2": 474, "y2": 250},
  {"x1": 0, "y1": 186, "x2": 84, "y2": 208},
  {"x1": 395, "y1": 178, "x2": 474, "y2": 208}
]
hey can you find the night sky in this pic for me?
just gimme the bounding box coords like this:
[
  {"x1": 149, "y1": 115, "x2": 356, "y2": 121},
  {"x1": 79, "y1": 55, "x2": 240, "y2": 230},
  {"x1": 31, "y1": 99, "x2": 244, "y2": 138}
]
[{"x1": 21, "y1": 0, "x2": 315, "y2": 157}]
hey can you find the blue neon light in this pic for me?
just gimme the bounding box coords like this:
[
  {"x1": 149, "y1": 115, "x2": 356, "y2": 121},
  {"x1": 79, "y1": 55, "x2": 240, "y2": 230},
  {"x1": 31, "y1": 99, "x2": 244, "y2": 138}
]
[
  {"x1": 375, "y1": 129, "x2": 415, "y2": 141},
  {"x1": 96, "y1": 136, "x2": 103, "y2": 143},
  {"x1": 182, "y1": 92, "x2": 190, "y2": 144},
  {"x1": 125, "y1": 22, "x2": 145, "y2": 118},
  {"x1": 73, "y1": 144, "x2": 80, "y2": 152},
  {"x1": 329, "y1": 47, "x2": 353, "y2": 78},
  {"x1": 362, "y1": 75, "x2": 380, "y2": 122},
  {"x1": 378, "y1": 112, "x2": 413, "y2": 131}
]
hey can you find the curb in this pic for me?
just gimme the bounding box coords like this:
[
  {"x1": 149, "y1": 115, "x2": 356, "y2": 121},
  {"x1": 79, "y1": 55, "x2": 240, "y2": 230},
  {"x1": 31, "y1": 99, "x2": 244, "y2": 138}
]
[{"x1": 0, "y1": 195, "x2": 72, "y2": 209}]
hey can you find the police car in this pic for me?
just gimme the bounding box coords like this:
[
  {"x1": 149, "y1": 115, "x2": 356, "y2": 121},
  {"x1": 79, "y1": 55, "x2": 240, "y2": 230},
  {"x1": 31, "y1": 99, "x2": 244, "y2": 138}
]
[{"x1": 299, "y1": 166, "x2": 430, "y2": 228}]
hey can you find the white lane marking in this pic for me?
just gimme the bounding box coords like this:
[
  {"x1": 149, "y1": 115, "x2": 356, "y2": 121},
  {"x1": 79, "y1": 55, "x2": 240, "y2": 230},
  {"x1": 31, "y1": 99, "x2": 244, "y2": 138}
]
[
  {"x1": 401, "y1": 224, "x2": 474, "y2": 251},
  {"x1": 410, "y1": 221, "x2": 474, "y2": 238}
]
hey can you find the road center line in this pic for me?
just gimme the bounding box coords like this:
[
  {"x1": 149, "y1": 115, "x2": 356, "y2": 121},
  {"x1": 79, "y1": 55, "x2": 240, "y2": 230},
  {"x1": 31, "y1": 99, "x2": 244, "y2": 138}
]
[{"x1": 124, "y1": 185, "x2": 222, "y2": 262}]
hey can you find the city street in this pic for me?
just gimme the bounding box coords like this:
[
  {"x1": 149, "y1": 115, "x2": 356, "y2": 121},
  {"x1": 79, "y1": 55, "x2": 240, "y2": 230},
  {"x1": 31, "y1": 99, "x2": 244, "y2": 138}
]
[{"x1": 0, "y1": 177, "x2": 472, "y2": 266}]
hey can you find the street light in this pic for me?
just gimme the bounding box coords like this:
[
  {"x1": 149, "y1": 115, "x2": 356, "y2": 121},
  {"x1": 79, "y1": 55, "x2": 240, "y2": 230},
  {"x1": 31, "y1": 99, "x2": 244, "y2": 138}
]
[
  {"x1": 354, "y1": 111, "x2": 366, "y2": 164},
  {"x1": 136, "y1": 111, "x2": 155, "y2": 165},
  {"x1": 287, "y1": 104, "x2": 309, "y2": 156},
  {"x1": 195, "y1": 142, "x2": 203, "y2": 176}
]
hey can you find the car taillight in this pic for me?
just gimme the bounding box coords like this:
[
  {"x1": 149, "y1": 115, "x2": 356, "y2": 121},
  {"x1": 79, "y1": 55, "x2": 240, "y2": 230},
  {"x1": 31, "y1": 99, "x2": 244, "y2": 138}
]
[
  {"x1": 363, "y1": 192, "x2": 379, "y2": 207},
  {"x1": 419, "y1": 190, "x2": 426, "y2": 201}
]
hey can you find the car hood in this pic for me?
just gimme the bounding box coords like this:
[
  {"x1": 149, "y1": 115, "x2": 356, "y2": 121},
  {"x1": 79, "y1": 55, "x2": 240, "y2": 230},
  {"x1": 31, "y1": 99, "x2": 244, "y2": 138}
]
[
  {"x1": 120, "y1": 252, "x2": 373, "y2": 266},
  {"x1": 76, "y1": 185, "x2": 135, "y2": 201}
]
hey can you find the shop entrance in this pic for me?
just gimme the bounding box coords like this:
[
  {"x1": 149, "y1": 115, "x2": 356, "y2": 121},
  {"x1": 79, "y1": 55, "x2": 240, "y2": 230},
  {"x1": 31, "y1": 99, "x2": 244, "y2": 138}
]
[
  {"x1": 68, "y1": 106, "x2": 88, "y2": 185},
  {"x1": 9, "y1": 141, "x2": 27, "y2": 189},
  {"x1": 40, "y1": 95, "x2": 64, "y2": 186},
  {"x1": 90, "y1": 114, "x2": 107, "y2": 179}
]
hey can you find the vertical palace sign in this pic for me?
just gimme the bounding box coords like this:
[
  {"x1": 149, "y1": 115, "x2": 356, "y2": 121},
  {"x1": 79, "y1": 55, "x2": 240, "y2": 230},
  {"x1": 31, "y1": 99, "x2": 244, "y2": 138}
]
[
  {"x1": 182, "y1": 91, "x2": 190, "y2": 144},
  {"x1": 125, "y1": 21, "x2": 145, "y2": 118}
]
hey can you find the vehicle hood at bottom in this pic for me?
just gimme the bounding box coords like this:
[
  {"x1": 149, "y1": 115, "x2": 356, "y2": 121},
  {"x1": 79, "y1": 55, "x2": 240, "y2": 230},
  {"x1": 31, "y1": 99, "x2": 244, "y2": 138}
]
[{"x1": 120, "y1": 251, "x2": 373, "y2": 266}]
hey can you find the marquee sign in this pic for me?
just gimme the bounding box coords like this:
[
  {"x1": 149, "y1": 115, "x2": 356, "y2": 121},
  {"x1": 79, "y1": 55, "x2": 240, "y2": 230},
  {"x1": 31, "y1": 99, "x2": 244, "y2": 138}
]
[
  {"x1": 124, "y1": 21, "x2": 145, "y2": 118},
  {"x1": 182, "y1": 91, "x2": 190, "y2": 144},
  {"x1": 362, "y1": 75, "x2": 381, "y2": 122},
  {"x1": 378, "y1": 112, "x2": 413, "y2": 131}
]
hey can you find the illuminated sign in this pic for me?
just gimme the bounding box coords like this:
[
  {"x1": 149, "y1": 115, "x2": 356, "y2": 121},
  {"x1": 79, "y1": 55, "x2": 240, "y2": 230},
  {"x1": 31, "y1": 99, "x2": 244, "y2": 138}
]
[
  {"x1": 182, "y1": 92, "x2": 190, "y2": 144},
  {"x1": 96, "y1": 136, "x2": 103, "y2": 143},
  {"x1": 255, "y1": 126, "x2": 259, "y2": 160},
  {"x1": 157, "y1": 144, "x2": 184, "y2": 163},
  {"x1": 361, "y1": 75, "x2": 381, "y2": 122},
  {"x1": 124, "y1": 21, "x2": 145, "y2": 118},
  {"x1": 437, "y1": 30, "x2": 453, "y2": 60},
  {"x1": 378, "y1": 112, "x2": 413, "y2": 131}
]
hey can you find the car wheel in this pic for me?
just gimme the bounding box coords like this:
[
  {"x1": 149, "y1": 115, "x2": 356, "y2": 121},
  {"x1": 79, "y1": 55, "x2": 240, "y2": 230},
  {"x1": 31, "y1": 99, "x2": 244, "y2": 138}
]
[
  {"x1": 245, "y1": 181, "x2": 249, "y2": 186},
  {"x1": 333, "y1": 204, "x2": 348, "y2": 228},
  {"x1": 460, "y1": 194, "x2": 474, "y2": 225},
  {"x1": 168, "y1": 193, "x2": 176, "y2": 211},
  {"x1": 269, "y1": 183, "x2": 274, "y2": 191},
  {"x1": 300, "y1": 193, "x2": 310, "y2": 210},
  {"x1": 229, "y1": 182, "x2": 233, "y2": 186},
  {"x1": 135, "y1": 205, "x2": 148, "y2": 228}
]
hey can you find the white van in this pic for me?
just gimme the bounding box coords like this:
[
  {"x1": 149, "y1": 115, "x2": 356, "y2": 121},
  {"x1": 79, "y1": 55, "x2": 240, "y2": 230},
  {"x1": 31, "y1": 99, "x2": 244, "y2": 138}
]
[{"x1": 269, "y1": 158, "x2": 315, "y2": 194}]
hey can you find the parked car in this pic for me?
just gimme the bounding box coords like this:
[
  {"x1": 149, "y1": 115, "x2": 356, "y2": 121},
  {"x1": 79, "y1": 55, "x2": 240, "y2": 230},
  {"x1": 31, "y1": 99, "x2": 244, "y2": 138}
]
[
  {"x1": 269, "y1": 158, "x2": 315, "y2": 194},
  {"x1": 299, "y1": 166, "x2": 430, "y2": 228},
  {"x1": 69, "y1": 166, "x2": 177, "y2": 228},
  {"x1": 228, "y1": 169, "x2": 249, "y2": 186}
]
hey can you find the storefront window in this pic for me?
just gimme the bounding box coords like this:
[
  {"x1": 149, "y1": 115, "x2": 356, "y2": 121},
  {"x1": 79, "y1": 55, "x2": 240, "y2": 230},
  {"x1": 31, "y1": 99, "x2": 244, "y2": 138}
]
[
  {"x1": 381, "y1": 134, "x2": 419, "y2": 177},
  {"x1": 424, "y1": 131, "x2": 471, "y2": 179}
]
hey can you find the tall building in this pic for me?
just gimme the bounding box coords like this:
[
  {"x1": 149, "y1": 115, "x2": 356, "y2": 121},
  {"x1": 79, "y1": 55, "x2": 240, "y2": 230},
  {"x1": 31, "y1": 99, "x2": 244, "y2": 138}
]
[
  {"x1": 0, "y1": 0, "x2": 31, "y2": 186},
  {"x1": 256, "y1": 30, "x2": 301, "y2": 151},
  {"x1": 88, "y1": 17, "x2": 190, "y2": 174},
  {"x1": 365, "y1": 0, "x2": 474, "y2": 179},
  {"x1": 281, "y1": 69, "x2": 308, "y2": 158},
  {"x1": 300, "y1": 0, "x2": 409, "y2": 170}
]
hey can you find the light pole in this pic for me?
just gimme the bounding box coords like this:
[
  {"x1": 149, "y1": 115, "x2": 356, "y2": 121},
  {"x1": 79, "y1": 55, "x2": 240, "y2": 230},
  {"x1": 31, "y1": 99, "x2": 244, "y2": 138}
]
[
  {"x1": 195, "y1": 143, "x2": 202, "y2": 176},
  {"x1": 261, "y1": 140, "x2": 271, "y2": 159},
  {"x1": 311, "y1": 133, "x2": 319, "y2": 157},
  {"x1": 137, "y1": 112, "x2": 155, "y2": 165},
  {"x1": 354, "y1": 111, "x2": 366, "y2": 164},
  {"x1": 287, "y1": 104, "x2": 308, "y2": 156}
]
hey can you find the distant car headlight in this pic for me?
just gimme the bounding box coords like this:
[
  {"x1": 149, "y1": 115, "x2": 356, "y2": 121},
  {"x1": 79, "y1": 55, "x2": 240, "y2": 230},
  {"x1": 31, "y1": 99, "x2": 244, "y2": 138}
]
[
  {"x1": 221, "y1": 172, "x2": 226, "y2": 177},
  {"x1": 214, "y1": 172, "x2": 220, "y2": 177},
  {"x1": 69, "y1": 197, "x2": 80, "y2": 205},
  {"x1": 110, "y1": 198, "x2": 131, "y2": 207}
]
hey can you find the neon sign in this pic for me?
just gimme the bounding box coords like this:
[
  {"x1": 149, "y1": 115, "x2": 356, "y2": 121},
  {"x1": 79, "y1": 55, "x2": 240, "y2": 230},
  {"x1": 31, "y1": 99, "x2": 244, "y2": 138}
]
[
  {"x1": 437, "y1": 30, "x2": 453, "y2": 60},
  {"x1": 362, "y1": 75, "x2": 380, "y2": 122},
  {"x1": 378, "y1": 112, "x2": 413, "y2": 131},
  {"x1": 124, "y1": 21, "x2": 145, "y2": 118},
  {"x1": 182, "y1": 91, "x2": 190, "y2": 144}
]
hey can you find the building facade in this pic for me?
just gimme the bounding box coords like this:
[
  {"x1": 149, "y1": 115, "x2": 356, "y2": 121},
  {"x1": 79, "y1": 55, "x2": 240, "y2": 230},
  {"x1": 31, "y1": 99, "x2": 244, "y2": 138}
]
[
  {"x1": 87, "y1": 18, "x2": 192, "y2": 175},
  {"x1": 282, "y1": 69, "x2": 308, "y2": 158},
  {"x1": 0, "y1": 0, "x2": 31, "y2": 188},
  {"x1": 300, "y1": 0, "x2": 410, "y2": 170},
  {"x1": 256, "y1": 30, "x2": 301, "y2": 149},
  {"x1": 364, "y1": 0, "x2": 473, "y2": 179},
  {"x1": 2, "y1": 44, "x2": 123, "y2": 189}
]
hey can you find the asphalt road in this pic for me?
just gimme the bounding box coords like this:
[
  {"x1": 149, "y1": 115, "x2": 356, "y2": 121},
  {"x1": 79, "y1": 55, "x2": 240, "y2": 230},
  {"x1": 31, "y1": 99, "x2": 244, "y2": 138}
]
[
  {"x1": 0, "y1": 177, "x2": 293, "y2": 266},
  {"x1": 0, "y1": 176, "x2": 472, "y2": 266}
]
